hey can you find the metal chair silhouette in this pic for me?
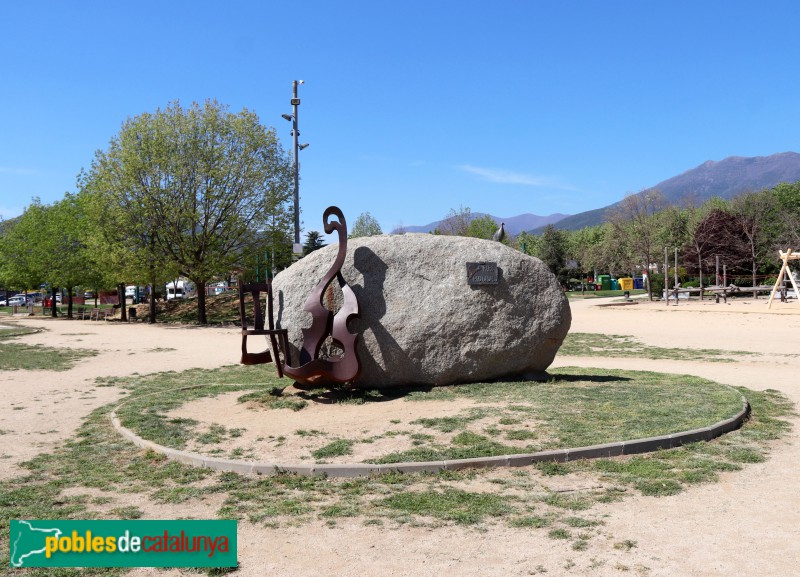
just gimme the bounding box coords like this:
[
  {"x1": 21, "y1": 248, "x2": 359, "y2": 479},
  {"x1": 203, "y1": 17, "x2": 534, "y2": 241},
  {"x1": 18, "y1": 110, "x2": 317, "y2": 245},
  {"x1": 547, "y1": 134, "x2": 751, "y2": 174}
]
[{"x1": 238, "y1": 281, "x2": 290, "y2": 377}]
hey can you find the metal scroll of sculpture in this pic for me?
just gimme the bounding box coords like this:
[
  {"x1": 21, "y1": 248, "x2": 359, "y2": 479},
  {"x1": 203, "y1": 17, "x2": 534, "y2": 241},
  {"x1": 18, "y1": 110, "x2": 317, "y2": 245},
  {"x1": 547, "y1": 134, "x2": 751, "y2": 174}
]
[
  {"x1": 282, "y1": 206, "x2": 361, "y2": 384},
  {"x1": 238, "y1": 206, "x2": 361, "y2": 386}
]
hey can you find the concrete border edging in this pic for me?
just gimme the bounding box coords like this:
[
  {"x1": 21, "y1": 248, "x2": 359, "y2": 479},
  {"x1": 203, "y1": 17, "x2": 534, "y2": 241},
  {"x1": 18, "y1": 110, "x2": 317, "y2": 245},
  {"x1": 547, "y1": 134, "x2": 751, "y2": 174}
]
[{"x1": 109, "y1": 388, "x2": 751, "y2": 478}]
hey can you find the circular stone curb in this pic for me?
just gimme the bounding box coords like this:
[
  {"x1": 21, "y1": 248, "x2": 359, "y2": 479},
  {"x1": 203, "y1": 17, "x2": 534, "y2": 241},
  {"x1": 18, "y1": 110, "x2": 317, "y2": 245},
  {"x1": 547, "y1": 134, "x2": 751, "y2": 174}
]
[{"x1": 109, "y1": 387, "x2": 751, "y2": 478}]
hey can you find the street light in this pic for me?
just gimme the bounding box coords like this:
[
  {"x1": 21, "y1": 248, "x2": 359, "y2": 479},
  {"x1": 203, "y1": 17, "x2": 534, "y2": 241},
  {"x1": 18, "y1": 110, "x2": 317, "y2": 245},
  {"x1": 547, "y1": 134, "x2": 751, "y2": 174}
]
[{"x1": 282, "y1": 79, "x2": 308, "y2": 255}]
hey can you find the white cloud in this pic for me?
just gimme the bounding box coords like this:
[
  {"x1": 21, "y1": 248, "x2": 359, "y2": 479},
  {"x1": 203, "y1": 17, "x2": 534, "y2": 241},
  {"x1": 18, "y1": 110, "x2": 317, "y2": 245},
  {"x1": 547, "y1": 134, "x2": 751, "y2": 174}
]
[
  {"x1": 0, "y1": 167, "x2": 38, "y2": 176},
  {"x1": 458, "y1": 164, "x2": 576, "y2": 190}
]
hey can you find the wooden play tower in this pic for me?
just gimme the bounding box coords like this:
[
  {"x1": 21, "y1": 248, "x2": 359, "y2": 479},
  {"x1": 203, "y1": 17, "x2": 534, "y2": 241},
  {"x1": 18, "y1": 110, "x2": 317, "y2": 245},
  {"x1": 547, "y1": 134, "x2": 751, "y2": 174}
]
[{"x1": 767, "y1": 249, "x2": 800, "y2": 309}]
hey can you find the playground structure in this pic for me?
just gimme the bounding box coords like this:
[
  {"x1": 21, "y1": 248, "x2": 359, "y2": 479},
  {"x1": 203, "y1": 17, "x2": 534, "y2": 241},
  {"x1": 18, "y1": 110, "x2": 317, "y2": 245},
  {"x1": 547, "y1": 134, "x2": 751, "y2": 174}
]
[
  {"x1": 663, "y1": 248, "x2": 798, "y2": 306},
  {"x1": 238, "y1": 206, "x2": 362, "y2": 385},
  {"x1": 767, "y1": 249, "x2": 800, "y2": 309},
  {"x1": 665, "y1": 283, "x2": 779, "y2": 305}
]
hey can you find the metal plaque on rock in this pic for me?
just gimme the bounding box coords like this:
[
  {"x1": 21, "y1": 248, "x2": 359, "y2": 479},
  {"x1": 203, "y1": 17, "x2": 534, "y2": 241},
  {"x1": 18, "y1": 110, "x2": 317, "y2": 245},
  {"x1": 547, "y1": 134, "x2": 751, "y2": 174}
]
[{"x1": 466, "y1": 262, "x2": 499, "y2": 285}]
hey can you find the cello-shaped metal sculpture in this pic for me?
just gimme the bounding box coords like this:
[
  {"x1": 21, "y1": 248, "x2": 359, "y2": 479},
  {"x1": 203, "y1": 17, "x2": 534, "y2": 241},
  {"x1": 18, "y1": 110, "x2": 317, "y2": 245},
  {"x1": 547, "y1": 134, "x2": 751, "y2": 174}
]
[{"x1": 282, "y1": 206, "x2": 361, "y2": 385}]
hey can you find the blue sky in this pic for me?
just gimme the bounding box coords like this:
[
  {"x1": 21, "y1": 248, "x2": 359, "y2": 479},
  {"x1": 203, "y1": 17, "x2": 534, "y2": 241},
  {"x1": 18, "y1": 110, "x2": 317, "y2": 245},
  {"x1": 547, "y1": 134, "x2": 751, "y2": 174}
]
[{"x1": 2, "y1": 1, "x2": 799, "y2": 238}]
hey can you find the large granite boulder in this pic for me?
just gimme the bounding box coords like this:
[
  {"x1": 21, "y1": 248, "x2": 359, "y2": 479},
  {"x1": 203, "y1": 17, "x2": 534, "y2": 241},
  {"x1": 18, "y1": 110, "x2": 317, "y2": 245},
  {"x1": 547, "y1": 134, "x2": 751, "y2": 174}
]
[{"x1": 272, "y1": 234, "x2": 571, "y2": 388}]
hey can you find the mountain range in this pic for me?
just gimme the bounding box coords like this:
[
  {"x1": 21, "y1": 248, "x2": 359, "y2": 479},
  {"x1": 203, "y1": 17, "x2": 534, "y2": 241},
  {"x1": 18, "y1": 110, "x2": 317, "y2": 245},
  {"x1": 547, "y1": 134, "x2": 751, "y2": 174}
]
[
  {"x1": 394, "y1": 212, "x2": 568, "y2": 235},
  {"x1": 536, "y1": 151, "x2": 800, "y2": 233},
  {"x1": 395, "y1": 152, "x2": 800, "y2": 235}
]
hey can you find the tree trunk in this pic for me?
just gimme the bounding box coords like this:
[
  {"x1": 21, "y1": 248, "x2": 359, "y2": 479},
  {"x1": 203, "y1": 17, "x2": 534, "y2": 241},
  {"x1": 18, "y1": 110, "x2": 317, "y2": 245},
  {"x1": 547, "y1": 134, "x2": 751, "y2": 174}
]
[
  {"x1": 118, "y1": 283, "x2": 127, "y2": 321},
  {"x1": 149, "y1": 275, "x2": 157, "y2": 324},
  {"x1": 51, "y1": 286, "x2": 58, "y2": 318},
  {"x1": 196, "y1": 280, "x2": 207, "y2": 324},
  {"x1": 698, "y1": 256, "x2": 704, "y2": 301},
  {"x1": 67, "y1": 288, "x2": 74, "y2": 319}
]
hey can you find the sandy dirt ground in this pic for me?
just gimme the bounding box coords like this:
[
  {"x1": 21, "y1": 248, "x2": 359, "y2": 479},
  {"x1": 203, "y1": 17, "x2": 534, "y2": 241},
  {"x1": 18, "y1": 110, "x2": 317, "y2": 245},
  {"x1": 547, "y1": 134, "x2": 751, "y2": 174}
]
[{"x1": 2, "y1": 296, "x2": 799, "y2": 576}]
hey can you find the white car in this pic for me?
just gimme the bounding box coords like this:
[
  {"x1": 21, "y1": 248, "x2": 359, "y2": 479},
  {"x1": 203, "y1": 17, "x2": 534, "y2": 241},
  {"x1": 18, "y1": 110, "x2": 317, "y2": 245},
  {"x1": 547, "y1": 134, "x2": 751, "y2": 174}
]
[{"x1": 7, "y1": 295, "x2": 30, "y2": 306}]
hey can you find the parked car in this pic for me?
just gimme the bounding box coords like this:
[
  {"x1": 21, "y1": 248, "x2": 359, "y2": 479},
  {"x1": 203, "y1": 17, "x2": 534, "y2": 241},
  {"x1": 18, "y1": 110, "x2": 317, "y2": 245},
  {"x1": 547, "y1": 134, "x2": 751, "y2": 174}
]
[
  {"x1": 7, "y1": 295, "x2": 30, "y2": 306},
  {"x1": 84, "y1": 291, "x2": 95, "y2": 299},
  {"x1": 166, "y1": 280, "x2": 195, "y2": 300},
  {"x1": 27, "y1": 292, "x2": 44, "y2": 304}
]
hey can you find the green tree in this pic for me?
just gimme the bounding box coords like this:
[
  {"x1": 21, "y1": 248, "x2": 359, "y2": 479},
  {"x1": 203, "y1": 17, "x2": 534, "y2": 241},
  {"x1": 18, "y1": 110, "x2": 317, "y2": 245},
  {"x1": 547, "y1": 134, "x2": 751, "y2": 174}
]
[
  {"x1": 350, "y1": 212, "x2": 383, "y2": 238},
  {"x1": 772, "y1": 181, "x2": 800, "y2": 248},
  {"x1": 566, "y1": 226, "x2": 603, "y2": 292},
  {"x1": 466, "y1": 214, "x2": 500, "y2": 240},
  {"x1": 591, "y1": 222, "x2": 627, "y2": 279},
  {"x1": 80, "y1": 100, "x2": 293, "y2": 324},
  {"x1": 303, "y1": 230, "x2": 326, "y2": 255},
  {"x1": 656, "y1": 205, "x2": 691, "y2": 253},
  {"x1": 538, "y1": 224, "x2": 569, "y2": 286},
  {"x1": 0, "y1": 196, "x2": 98, "y2": 318},
  {"x1": 0, "y1": 213, "x2": 40, "y2": 293},
  {"x1": 79, "y1": 171, "x2": 173, "y2": 322},
  {"x1": 515, "y1": 231, "x2": 539, "y2": 255}
]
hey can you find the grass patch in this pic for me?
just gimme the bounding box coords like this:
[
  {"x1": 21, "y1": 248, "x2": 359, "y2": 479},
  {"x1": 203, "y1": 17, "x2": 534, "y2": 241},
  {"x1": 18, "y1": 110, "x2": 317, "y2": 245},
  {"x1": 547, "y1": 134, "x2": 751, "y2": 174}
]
[
  {"x1": 505, "y1": 428, "x2": 538, "y2": 441},
  {"x1": 0, "y1": 325, "x2": 41, "y2": 340},
  {"x1": 0, "y1": 362, "x2": 790, "y2": 572},
  {"x1": 237, "y1": 388, "x2": 308, "y2": 411},
  {"x1": 116, "y1": 365, "x2": 753, "y2": 472},
  {"x1": 548, "y1": 527, "x2": 571, "y2": 539},
  {"x1": 380, "y1": 489, "x2": 510, "y2": 525},
  {"x1": 566, "y1": 289, "x2": 647, "y2": 299},
  {"x1": 375, "y1": 367, "x2": 747, "y2": 459},
  {"x1": 614, "y1": 539, "x2": 638, "y2": 551},
  {"x1": 564, "y1": 516, "x2": 602, "y2": 528},
  {"x1": 311, "y1": 439, "x2": 354, "y2": 459},
  {"x1": 560, "y1": 333, "x2": 758, "y2": 363},
  {"x1": 509, "y1": 515, "x2": 551, "y2": 528},
  {"x1": 0, "y1": 325, "x2": 97, "y2": 371},
  {"x1": 543, "y1": 493, "x2": 594, "y2": 511},
  {"x1": 112, "y1": 365, "x2": 279, "y2": 449}
]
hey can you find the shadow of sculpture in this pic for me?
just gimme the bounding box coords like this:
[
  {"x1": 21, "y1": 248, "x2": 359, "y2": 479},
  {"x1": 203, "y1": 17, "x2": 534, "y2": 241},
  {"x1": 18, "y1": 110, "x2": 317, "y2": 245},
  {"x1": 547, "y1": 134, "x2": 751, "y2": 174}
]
[{"x1": 350, "y1": 246, "x2": 425, "y2": 387}]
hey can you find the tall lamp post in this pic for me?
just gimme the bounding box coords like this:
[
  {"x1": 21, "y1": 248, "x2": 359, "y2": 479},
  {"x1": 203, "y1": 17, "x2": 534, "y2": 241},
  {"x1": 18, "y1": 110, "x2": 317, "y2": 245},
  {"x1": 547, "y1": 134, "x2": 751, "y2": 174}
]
[{"x1": 282, "y1": 80, "x2": 310, "y2": 255}]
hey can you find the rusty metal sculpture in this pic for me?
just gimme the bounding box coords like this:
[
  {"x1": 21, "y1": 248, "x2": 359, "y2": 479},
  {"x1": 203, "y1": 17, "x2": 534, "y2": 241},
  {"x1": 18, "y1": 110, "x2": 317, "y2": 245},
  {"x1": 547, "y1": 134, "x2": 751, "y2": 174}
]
[
  {"x1": 282, "y1": 206, "x2": 361, "y2": 385},
  {"x1": 238, "y1": 206, "x2": 360, "y2": 386}
]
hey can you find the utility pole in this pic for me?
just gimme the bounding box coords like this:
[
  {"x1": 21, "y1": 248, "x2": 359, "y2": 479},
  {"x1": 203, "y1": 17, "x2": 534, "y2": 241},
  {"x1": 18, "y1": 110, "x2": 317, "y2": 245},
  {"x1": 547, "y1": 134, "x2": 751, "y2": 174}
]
[{"x1": 283, "y1": 80, "x2": 309, "y2": 256}]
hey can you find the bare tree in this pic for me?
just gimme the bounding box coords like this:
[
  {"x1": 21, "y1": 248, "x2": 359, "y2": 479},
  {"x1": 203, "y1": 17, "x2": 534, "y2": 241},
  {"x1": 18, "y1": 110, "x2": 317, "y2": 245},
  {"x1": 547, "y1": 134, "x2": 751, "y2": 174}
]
[
  {"x1": 730, "y1": 190, "x2": 779, "y2": 290},
  {"x1": 608, "y1": 190, "x2": 667, "y2": 300},
  {"x1": 436, "y1": 205, "x2": 474, "y2": 236}
]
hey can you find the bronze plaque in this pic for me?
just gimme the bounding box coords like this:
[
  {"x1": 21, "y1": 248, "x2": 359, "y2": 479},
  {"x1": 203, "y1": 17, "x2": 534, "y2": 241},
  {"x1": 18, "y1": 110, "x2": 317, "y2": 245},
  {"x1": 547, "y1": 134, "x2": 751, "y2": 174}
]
[{"x1": 466, "y1": 262, "x2": 498, "y2": 285}]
